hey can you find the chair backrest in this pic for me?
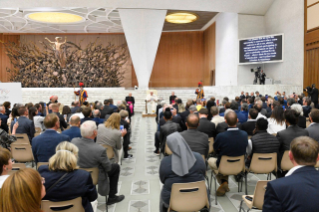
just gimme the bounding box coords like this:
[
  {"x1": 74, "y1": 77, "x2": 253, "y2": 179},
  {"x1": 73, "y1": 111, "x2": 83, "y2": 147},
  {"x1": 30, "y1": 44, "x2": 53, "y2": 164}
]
[
  {"x1": 272, "y1": 133, "x2": 277, "y2": 137},
  {"x1": 8, "y1": 163, "x2": 26, "y2": 175},
  {"x1": 281, "y1": 150, "x2": 294, "y2": 171},
  {"x1": 252, "y1": 180, "x2": 269, "y2": 209},
  {"x1": 37, "y1": 162, "x2": 49, "y2": 170},
  {"x1": 248, "y1": 135, "x2": 252, "y2": 140},
  {"x1": 168, "y1": 181, "x2": 209, "y2": 212},
  {"x1": 35, "y1": 127, "x2": 42, "y2": 133},
  {"x1": 11, "y1": 143, "x2": 34, "y2": 162},
  {"x1": 101, "y1": 144, "x2": 114, "y2": 159},
  {"x1": 34, "y1": 132, "x2": 41, "y2": 137},
  {"x1": 41, "y1": 197, "x2": 85, "y2": 212},
  {"x1": 79, "y1": 167, "x2": 99, "y2": 185},
  {"x1": 14, "y1": 133, "x2": 29, "y2": 144},
  {"x1": 249, "y1": 153, "x2": 277, "y2": 174},
  {"x1": 165, "y1": 143, "x2": 173, "y2": 155},
  {"x1": 218, "y1": 155, "x2": 245, "y2": 175},
  {"x1": 208, "y1": 137, "x2": 214, "y2": 154}
]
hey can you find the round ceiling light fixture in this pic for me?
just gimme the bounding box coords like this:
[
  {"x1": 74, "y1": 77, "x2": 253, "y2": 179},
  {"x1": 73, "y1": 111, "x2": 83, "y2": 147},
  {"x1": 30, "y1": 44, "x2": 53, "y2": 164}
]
[
  {"x1": 165, "y1": 12, "x2": 198, "y2": 24},
  {"x1": 26, "y1": 12, "x2": 85, "y2": 24}
]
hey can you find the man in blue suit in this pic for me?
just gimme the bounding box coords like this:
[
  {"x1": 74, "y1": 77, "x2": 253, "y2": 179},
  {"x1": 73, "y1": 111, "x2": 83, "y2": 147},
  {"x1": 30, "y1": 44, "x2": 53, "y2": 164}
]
[
  {"x1": 263, "y1": 136, "x2": 319, "y2": 212},
  {"x1": 208, "y1": 110, "x2": 248, "y2": 196},
  {"x1": 230, "y1": 101, "x2": 247, "y2": 124},
  {"x1": 11, "y1": 106, "x2": 35, "y2": 143},
  {"x1": 92, "y1": 109, "x2": 104, "y2": 126},
  {"x1": 32, "y1": 113, "x2": 70, "y2": 164},
  {"x1": 62, "y1": 115, "x2": 81, "y2": 141}
]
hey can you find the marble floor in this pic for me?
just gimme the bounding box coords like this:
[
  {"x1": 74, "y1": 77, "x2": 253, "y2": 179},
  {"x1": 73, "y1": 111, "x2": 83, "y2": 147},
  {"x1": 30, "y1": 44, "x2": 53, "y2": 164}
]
[{"x1": 91, "y1": 113, "x2": 273, "y2": 212}]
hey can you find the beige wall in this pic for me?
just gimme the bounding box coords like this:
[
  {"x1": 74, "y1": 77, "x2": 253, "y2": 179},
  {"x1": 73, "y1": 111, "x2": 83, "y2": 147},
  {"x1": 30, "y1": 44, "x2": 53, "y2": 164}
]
[{"x1": 20, "y1": 34, "x2": 132, "y2": 87}]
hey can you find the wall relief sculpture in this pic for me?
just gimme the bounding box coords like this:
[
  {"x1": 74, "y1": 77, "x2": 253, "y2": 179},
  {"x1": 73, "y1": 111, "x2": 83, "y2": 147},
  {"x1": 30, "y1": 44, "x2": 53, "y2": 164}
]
[{"x1": 1, "y1": 37, "x2": 129, "y2": 87}]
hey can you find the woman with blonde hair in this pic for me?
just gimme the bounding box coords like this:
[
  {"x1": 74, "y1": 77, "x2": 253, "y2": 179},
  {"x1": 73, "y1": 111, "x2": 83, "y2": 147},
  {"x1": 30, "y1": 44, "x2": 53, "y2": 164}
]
[
  {"x1": 97, "y1": 113, "x2": 127, "y2": 163},
  {"x1": 38, "y1": 142, "x2": 97, "y2": 212},
  {"x1": 0, "y1": 168, "x2": 46, "y2": 212}
]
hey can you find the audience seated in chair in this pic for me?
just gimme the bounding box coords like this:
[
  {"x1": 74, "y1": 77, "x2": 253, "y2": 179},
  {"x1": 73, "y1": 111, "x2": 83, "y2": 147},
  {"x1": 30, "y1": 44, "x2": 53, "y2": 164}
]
[
  {"x1": 240, "y1": 108, "x2": 258, "y2": 136},
  {"x1": 39, "y1": 142, "x2": 97, "y2": 212},
  {"x1": 263, "y1": 136, "x2": 319, "y2": 211},
  {"x1": 0, "y1": 119, "x2": 18, "y2": 150},
  {"x1": 267, "y1": 105, "x2": 286, "y2": 134},
  {"x1": 0, "y1": 168, "x2": 46, "y2": 212},
  {"x1": 81, "y1": 107, "x2": 93, "y2": 124},
  {"x1": 62, "y1": 115, "x2": 82, "y2": 141},
  {"x1": 159, "y1": 132, "x2": 206, "y2": 212},
  {"x1": 72, "y1": 121, "x2": 124, "y2": 205},
  {"x1": 11, "y1": 106, "x2": 35, "y2": 143},
  {"x1": 97, "y1": 113, "x2": 127, "y2": 163},
  {"x1": 246, "y1": 118, "x2": 280, "y2": 167},
  {"x1": 306, "y1": 108, "x2": 319, "y2": 142},
  {"x1": 208, "y1": 110, "x2": 248, "y2": 196},
  {"x1": 32, "y1": 113, "x2": 70, "y2": 164},
  {"x1": 51, "y1": 103, "x2": 68, "y2": 131},
  {"x1": 291, "y1": 103, "x2": 307, "y2": 129},
  {"x1": 92, "y1": 109, "x2": 104, "y2": 127},
  {"x1": 210, "y1": 106, "x2": 224, "y2": 128},
  {"x1": 197, "y1": 108, "x2": 215, "y2": 138},
  {"x1": 0, "y1": 148, "x2": 13, "y2": 188}
]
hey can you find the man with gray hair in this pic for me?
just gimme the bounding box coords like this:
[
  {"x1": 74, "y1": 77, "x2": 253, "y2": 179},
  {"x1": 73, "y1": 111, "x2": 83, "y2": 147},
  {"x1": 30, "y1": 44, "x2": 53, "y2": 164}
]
[
  {"x1": 61, "y1": 115, "x2": 81, "y2": 140},
  {"x1": 72, "y1": 121, "x2": 125, "y2": 205},
  {"x1": 92, "y1": 109, "x2": 104, "y2": 126},
  {"x1": 291, "y1": 103, "x2": 306, "y2": 128}
]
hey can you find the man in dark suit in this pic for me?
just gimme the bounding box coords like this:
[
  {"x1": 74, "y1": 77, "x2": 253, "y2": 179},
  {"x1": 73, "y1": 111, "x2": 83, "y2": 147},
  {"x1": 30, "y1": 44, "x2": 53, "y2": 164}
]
[
  {"x1": 240, "y1": 108, "x2": 258, "y2": 136},
  {"x1": 197, "y1": 108, "x2": 215, "y2": 137},
  {"x1": 62, "y1": 115, "x2": 81, "y2": 141},
  {"x1": 215, "y1": 115, "x2": 241, "y2": 137},
  {"x1": 306, "y1": 108, "x2": 319, "y2": 141},
  {"x1": 208, "y1": 110, "x2": 248, "y2": 196},
  {"x1": 307, "y1": 84, "x2": 319, "y2": 108},
  {"x1": 71, "y1": 101, "x2": 80, "y2": 114},
  {"x1": 276, "y1": 109, "x2": 309, "y2": 177},
  {"x1": 302, "y1": 97, "x2": 312, "y2": 117},
  {"x1": 11, "y1": 106, "x2": 35, "y2": 143},
  {"x1": 263, "y1": 136, "x2": 319, "y2": 211},
  {"x1": 100, "y1": 99, "x2": 114, "y2": 119},
  {"x1": 81, "y1": 107, "x2": 93, "y2": 124},
  {"x1": 240, "y1": 91, "x2": 245, "y2": 101},
  {"x1": 158, "y1": 108, "x2": 182, "y2": 153},
  {"x1": 180, "y1": 103, "x2": 197, "y2": 131},
  {"x1": 72, "y1": 121, "x2": 124, "y2": 205},
  {"x1": 180, "y1": 114, "x2": 209, "y2": 157},
  {"x1": 0, "y1": 106, "x2": 9, "y2": 133},
  {"x1": 230, "y1": 101, "x2": 247, "y2": 124},
  {"x1": 51, "y1": 103, "x2": 68, "y2": 131},
  {"x1": 92, "y1": 109, "x2": 104, "y2": 126},
  {"x1": 32, "y1": 114, "x2": 70, "y2": 163}
]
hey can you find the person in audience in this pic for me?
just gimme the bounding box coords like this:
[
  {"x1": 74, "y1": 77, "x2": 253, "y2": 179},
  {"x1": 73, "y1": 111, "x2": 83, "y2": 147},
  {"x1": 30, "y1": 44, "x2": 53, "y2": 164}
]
[
  {"x1": 72, "y1": 121, "x2": 124, "y2": 205},
  {"x1": 197, "y1": 108, "x2": 215, "y2": 137},
  {"x1": 109, "y1": 98, "x2": 118, "y2": 112},
  {"x1": 119, "y1": 110, "x2": 132, "y2": 159},
  {"x1": 206, "y1": 97, "x2": 216, "y2": 120},
  {"x1": 97, "y1": 113, "x2": 126, "y2": 163},
  {"x1": 180, "y1": 114, "x2": 209, "y2": 158},
  {"x1": 250, "y1": 92, "x2": 255, "y2": 103},
  {"x1": 0, "y1": 168, "x2": 46, "y2": 212},
  {"x1": 215, "y1": 109, "x2": 241, "y2": 136},
  {"x1": 11, "y1": 106, "x2": 35, "y2": 143},
  {"x1": 3, "y1": 101, "x2": 11, "y2": 116},
  {"x1": 302, "y1": 97, "x2": 312, "y2": 118},
  {"x1": 240, "y1": 102, "x2": 249, "y2": 120},
  {"x1": 240, "y1": 91, "x2": 245, "y2": 101},
  {"x1": 48, "y1": 95, "x2": 58, "y2": 106},
  {"x1": 246, "y1": 118, "x2": 280, "y2": 166},
  {"x1": 159, "y1": 132, "x2": 206, "y2": 212},
  {"x1": 62, "y1": 115, "x2": 81, "y2": 141},
  {"x1": 255, "y1": 91, "x2": 262, "y2": 98},
  {"x1": 245, "y1": 92, "x2": 250, "y2": 100},
  {"x1": 39, "y1": 142, "x2": 97, "y2": 212},
  {"x1": 195, "y1": 99, "x2": 203, "y2": 111},
  {"x1": 0, "y1": 119, "x2": 18, "y2": 150},
  {"x1": 219, "y1": 99, "x2": 230, "y2": 114},
  {"x1": 30, "y1": 107, "x2": 45, "y2": 131},
  {"x1": 261, "y1": 96, "x2": 268, "y2": 109},
  {"x1": 92, "y1": 109, "x2": 104, "y2": 126},
  {"x1": 230, "y1": 101, "x2": 247, "y2": 123},
  {"x1": 100, "y1": 99, "x2": 114, "y2": 119},
  {"x1": 7, "y1": 106, "x2": 19, "y2": 131},
  {"x1": 71, "y1": 101, "x2": 81, "y2": 114},
  {"x1": 179, "y1": 100, "x2": 193, "y2": 130},
  {"x1": 286, "y1": 98, "x2": 295, "y2": 109},
  {"x1": 306, "y1": 108, "x2": 319, "y2": 141},
  {"x1": 170, "y1": 107, "x2": 183, "y2": 128},
  {"x1": 276, "y1": 109, "x2": 309, "y2": 177},
  {"x1": 211, "y1": 106, "x2": 224, "y2": 127},
  {"x1": 69, "y1": 107, "x2": 85, "y2": 121},
  {"x1": 0, "y1": 148, "x2": 12, "y2": 188},
  {"x1": 208, "y1": 110, "x2": 248, "y2": 196},
  {"x1": 51, "y1": 103, "x2": 68, "y2": 131},
  {"x1": 62, "y1": 105, "x2": 72, "y2": 122},
  {"x1": 32, "y1": 113, "x2": 70, "y2": 164},
  {"x1": 254, "y1": 101, "x2": 267, "y2": 119},
  {"x1": 0, "y1": 106, "x2": 9, "y2": 133},
  {"x1": 307, "y1": 84, "x2": 319, "y2": 108},
  {"x1": 247, "y1": 98, "x2": 254, "y2": 110},
  {"x1": 156, "y1": 108, "x2": 182, "y2": 154},
  {"x1": 176, "y1": 99, "x2": 185, "y2": 114},
  {"x1": 263, "y1": 136, "x2": 319, "y2": 211},
  {"x1": 240, "y1": 108, "x2": 258, "y2": 136},
  {"x1": 81, "y1": 107, "x2": 93, "y2": 124},
  {"x1": 291, "y1": 103, "x2": 306, "y2": 129}
]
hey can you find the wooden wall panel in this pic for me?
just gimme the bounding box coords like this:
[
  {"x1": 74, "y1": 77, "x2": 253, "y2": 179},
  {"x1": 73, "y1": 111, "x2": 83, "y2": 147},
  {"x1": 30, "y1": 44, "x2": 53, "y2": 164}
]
[
  {"x1": 203, "y1": 23, "x2": 216, "y2": 85},
  {"x1": 0, "y1": 34, "x2": 20, "y2": 82}
]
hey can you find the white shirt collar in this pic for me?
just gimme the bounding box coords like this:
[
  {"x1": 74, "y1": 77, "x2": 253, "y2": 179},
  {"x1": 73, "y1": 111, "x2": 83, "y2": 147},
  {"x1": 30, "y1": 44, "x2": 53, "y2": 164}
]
[
  {"x1": 285, "y1": 165, "x2": 305, "y2": 177},
  {"x1": 247, "y1": 119, "x2": 256, "y2": 122},
  {"x1": 227, "y1": 128, "x2": 239, "y2": 131}
]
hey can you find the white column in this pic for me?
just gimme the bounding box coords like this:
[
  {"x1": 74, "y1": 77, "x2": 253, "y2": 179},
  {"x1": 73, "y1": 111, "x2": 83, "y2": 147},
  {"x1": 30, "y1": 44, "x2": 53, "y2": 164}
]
[{"x1": 119, "y1": 9, "x2": 167, "y2": 89}]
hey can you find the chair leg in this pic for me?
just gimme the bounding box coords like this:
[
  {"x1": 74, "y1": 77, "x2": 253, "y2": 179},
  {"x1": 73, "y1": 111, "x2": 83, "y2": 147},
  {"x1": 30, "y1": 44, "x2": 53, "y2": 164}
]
[
  {"x1": 210, "y1": 171, "x2": 213, "y2": 196},
  {"x1": 214, "y1": 175, "x2": 217, "y2": 205},
  {"x1": 245, "y1": 172, "x2": 248, "y2": 195},
  {"x1": 239, "y1": 200, "x2": 244, "y2": 212}
]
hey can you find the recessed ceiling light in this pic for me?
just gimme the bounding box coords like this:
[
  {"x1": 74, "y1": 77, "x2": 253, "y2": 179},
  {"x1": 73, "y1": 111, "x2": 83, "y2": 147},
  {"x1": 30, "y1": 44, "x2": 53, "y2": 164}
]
[
  {"x1": 26, "y1": 12, "x2": 84, "y2": 24},
  {"x1": 165, "y1": 12, "x2": 198, "y2": 24}
]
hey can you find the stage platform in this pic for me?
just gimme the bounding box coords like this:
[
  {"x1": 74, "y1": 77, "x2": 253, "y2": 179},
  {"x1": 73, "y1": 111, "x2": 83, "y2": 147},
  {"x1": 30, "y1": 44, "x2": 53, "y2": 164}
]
[{"x1": 22, "y1": 84, "x2": 302, "y2": 113}]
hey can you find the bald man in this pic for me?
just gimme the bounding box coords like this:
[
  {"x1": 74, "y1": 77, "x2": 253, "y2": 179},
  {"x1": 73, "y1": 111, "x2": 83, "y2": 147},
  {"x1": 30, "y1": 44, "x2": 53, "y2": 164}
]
[
  {"x1": 62, "y1": 115, "x2": 81, "y2": 141},
  {"x1": 208, "y1": 110, "x2": 248, "y2": 196},
  {"x1": 179, "y1": 114, "x2": 209, "y2": 157}
]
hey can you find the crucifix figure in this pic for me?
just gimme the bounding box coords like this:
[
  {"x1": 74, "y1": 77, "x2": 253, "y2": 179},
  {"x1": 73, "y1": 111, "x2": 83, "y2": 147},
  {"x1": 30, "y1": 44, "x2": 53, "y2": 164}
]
[{"x1": 44, "y1": 37, "x2": 67, "y2": 68}]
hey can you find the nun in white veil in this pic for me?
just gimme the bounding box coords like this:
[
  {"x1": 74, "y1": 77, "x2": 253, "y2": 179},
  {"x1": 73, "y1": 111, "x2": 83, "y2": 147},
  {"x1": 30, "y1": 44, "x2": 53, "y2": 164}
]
[{"x1": 159, "y1": 132, "x2": 206, "y2": 212}]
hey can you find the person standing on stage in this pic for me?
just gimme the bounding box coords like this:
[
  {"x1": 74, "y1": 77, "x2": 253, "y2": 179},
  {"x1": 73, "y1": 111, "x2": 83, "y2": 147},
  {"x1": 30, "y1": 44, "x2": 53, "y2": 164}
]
[
  {"x1": 74, "y1": 82, "x2": 88, "y2": 105},
  {"x1": 259, "y1": 70, "x2": 266, "y2": 85},
  {"x1": 307, "y1": 84, "x2": 319, "y2": 108},
  {"x1": 195, "y1": 82, "x2": 204, "y2": 100}
]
